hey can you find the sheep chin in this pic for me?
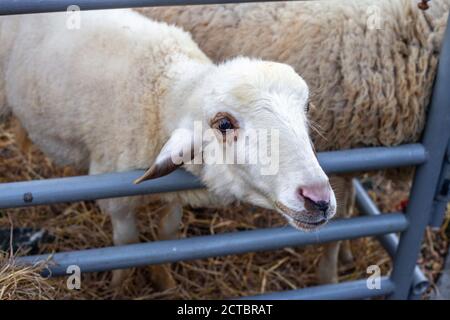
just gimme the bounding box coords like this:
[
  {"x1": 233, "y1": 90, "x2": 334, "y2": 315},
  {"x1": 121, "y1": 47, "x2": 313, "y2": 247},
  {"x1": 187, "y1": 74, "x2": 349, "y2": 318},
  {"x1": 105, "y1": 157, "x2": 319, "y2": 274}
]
[{"x1": 274, "y1": 201, "x2": 328, "y2": 232}]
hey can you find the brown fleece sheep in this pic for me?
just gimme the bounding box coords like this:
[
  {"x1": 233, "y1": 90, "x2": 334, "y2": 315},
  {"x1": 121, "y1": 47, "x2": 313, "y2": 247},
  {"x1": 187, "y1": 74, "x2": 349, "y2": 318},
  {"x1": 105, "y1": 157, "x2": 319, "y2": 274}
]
[{"x1": 142, "y1": 0, "x2": 449, "y2": 150}]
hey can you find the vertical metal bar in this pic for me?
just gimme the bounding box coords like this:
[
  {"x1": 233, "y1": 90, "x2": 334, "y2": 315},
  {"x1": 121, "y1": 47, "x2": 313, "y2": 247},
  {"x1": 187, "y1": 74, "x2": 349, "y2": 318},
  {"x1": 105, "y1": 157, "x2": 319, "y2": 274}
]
[
  {"x1": 389, "y1": 16, "x2": 450, "y2": 299},
  {"x1": 430, "y1": 200, "x2": 449, "y2": 228},
  {"x1": 352, "y1": 179, "x2": 429, "y2": 297},
  {"x1": 429, "y1": 140, "x2": 450, "y2": 228}
]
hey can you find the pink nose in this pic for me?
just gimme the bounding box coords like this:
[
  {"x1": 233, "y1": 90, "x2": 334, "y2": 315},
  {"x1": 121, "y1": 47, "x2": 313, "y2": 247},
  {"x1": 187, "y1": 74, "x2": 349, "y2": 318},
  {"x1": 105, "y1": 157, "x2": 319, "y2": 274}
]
[{"x1": 298, "y1": 184, "x2": 330, "y2": 204}]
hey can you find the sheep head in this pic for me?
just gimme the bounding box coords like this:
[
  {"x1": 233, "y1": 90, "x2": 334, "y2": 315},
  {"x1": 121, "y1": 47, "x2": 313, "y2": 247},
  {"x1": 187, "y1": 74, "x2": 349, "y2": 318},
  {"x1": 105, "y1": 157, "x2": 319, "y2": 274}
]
[{"x1": 136, "y1": 58, "x2": 336, "y2": 231}]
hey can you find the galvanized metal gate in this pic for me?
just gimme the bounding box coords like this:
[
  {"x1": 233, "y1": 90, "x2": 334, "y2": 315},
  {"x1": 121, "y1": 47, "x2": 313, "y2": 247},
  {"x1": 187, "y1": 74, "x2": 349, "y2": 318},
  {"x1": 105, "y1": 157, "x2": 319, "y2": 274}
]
[{"x1": 1, "y1": 0, "x2": 450, "y2": 300}]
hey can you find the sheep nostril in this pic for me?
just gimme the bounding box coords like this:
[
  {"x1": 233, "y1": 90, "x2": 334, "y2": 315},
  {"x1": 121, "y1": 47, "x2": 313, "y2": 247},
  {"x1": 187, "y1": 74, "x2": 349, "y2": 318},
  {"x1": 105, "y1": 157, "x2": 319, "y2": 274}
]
[
  {"x1": 298, "y1": 188, "x2": 330, "y2": 216},
  {"x1": 314, "y1": 200, "x2": 330, "y2": 215}
]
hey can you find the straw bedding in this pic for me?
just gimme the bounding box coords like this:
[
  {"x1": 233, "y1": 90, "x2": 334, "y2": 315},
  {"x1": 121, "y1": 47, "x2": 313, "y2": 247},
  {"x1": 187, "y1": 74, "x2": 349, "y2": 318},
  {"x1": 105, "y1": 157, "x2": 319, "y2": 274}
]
[{"x1": 0, "y1": 119, "x2": 449, "y2": 299}]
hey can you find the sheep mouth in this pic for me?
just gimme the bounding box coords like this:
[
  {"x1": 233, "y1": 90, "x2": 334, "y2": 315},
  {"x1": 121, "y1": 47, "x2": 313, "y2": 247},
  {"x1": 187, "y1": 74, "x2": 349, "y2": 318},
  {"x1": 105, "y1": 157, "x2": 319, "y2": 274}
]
[
  {"x1": 288, "y1": 217, "x2": 328, "y2": 231},
  {"x1": 274, "y1": 201, "x2": 328, "y2": 231}
]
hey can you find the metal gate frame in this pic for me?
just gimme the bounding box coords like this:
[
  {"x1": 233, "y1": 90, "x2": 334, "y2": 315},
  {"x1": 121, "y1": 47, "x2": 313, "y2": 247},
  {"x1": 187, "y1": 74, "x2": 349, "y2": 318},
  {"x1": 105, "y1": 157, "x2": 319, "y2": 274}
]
[{"x1": 1, "y1": 0, "x2": 450, "y2": 300}]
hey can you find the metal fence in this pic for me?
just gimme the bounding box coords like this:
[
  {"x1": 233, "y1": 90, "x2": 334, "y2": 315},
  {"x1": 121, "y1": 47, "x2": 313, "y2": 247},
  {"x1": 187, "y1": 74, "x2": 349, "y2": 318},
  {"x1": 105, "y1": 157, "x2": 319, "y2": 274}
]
[{"x1": 1, "y1": 0, "x2": 450, "y2": 300}]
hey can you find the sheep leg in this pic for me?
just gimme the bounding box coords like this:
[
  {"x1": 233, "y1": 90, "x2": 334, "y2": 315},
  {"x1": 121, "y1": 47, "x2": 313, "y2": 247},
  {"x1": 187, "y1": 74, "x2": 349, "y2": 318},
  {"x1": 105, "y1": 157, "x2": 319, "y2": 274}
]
[
  {"x1": 0, "y1": 75, "x2": 5, "y2": 119},
  {"x1": 148, "y1": 202, "x2": 182, "y2": 291},
  {"x1": 339, "y1": 179, "x2": 355, "y2": 264},
  {"x1": 11, "y1": 117, "x2": 32, "y2": 155},
  {"x1": 339, "y1": 239, "x2": 354, "y2": 264},
  {"x1": 0, "y1": 63, "x2": 7, "y2": 120},
  {"x1": 89, "y1": 161, "x2": 141, "y2": 245},
  {"x1": 90, "y1": 162, "x2": 180, "y2": 290},
  {"x1": 96, "y1": 197, "x2": 140, "y2": 288},
  {"x1": 317, "y1": 176, "x2": 354, "y2": 284},
  {"x1": 317, "y1": 241, "x2": 341, "y2": 284}
]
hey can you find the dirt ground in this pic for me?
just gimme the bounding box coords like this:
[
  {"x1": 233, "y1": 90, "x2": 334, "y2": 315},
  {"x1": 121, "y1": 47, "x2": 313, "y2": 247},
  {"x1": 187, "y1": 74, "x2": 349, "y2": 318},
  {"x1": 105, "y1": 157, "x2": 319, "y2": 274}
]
[{"x1": 1, "y1": 119, "x2": 449, "y2": 299}]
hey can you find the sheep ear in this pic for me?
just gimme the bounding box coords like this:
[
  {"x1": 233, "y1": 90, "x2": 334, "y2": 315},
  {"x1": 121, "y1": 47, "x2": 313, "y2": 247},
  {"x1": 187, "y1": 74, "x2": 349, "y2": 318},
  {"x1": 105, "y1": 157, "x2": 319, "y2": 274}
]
[{"x1": 134, "y1": 129, "x2": 196, "y2": 184}]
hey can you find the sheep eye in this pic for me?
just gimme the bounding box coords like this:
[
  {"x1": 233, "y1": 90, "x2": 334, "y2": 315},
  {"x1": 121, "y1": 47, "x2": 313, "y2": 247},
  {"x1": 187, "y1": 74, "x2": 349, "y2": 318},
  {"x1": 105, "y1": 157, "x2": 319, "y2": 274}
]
[
  {"x1": 210, "y1": 112, "x2": 239, "y2": 141},
  {"x1": 218, "y1": 118, "x2": 234, "y2": 133}
]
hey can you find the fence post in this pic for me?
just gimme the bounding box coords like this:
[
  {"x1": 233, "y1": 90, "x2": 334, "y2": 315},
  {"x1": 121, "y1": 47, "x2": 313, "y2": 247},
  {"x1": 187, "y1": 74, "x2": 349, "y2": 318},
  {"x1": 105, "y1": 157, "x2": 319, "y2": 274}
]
[{"x1": 389, "y1": 16, "x2": 450, "y2": 299}]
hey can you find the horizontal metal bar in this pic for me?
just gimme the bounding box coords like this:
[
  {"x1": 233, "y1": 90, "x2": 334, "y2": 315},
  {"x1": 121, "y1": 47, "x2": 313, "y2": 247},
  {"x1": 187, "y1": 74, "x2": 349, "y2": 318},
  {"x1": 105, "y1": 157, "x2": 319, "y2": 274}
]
[
  {"x1": 239, "y1": 277, "x2": 394, "y2": 300},
  {"x1": 0, "y1": 144, "x2": 427, "y2": 209},
  {"x1": 0, "y1": 169, "x2": 204, "y2": 209},
  {"x1": 16, "y1": 214, "x2": 408, "y2": 276},
  {"x1": 317, "y1": 144, "x2": 426, "y2": 174},
  {"x1": 353, "y1": 179, "x2": 429, "y2": 297},
  {"x1": 0, "y1": 0, "x2": 276, "y2": 15}
]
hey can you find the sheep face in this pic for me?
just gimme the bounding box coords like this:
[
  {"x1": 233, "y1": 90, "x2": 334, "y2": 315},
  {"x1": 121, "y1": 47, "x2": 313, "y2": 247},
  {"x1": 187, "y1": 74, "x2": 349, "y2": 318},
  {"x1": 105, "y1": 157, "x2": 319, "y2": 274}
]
[
  {"x1": 136, "y1": 58, "x2": 336, "y2": 231},
  {"x1": 202, "y1": 59, "x2": 336, "y2": 230}
]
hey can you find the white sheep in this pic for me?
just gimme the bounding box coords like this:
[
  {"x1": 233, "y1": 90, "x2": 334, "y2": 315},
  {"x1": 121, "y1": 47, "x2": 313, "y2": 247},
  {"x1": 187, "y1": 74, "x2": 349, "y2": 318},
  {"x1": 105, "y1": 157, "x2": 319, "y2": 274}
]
[
  {"x1": 142, "y1": 0, "x2": 450, "y2": 284},
  {"x1": 0, "y1": 9, "x2": 336, "y2": 289}
]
